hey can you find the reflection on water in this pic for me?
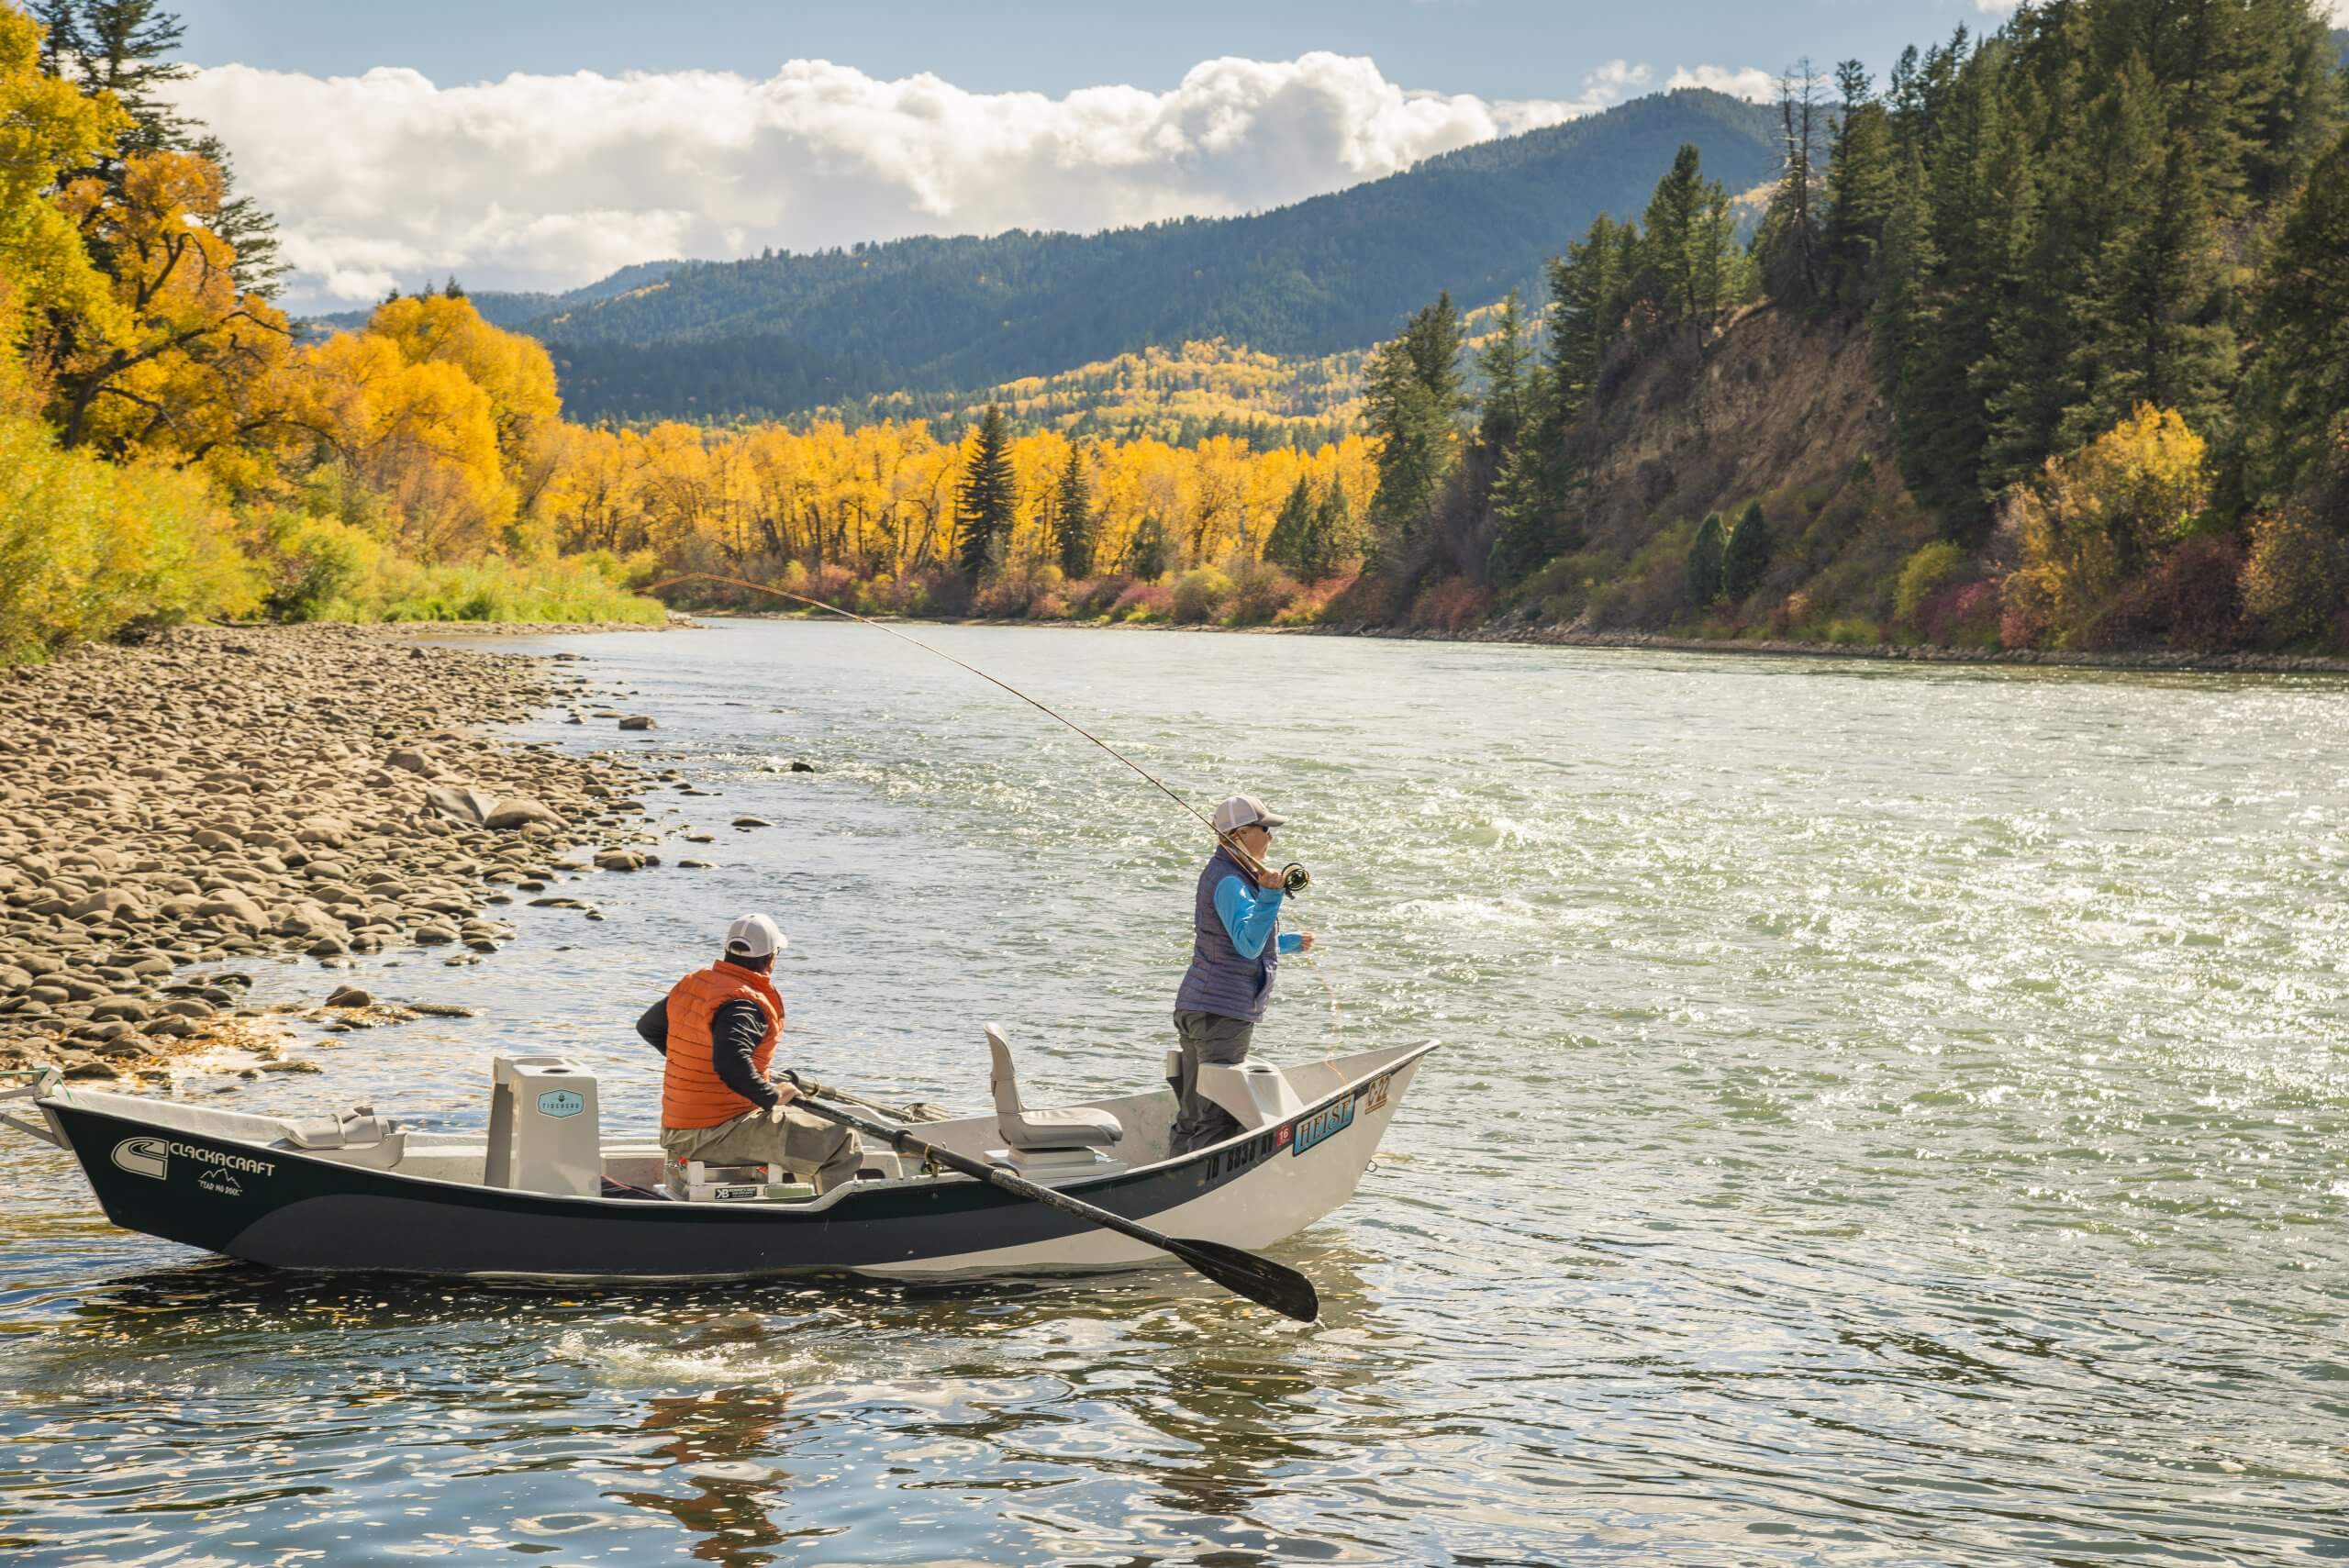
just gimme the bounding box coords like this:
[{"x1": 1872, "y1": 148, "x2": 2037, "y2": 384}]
[{"x1": 3, "y1": 623, "x2": 2345, "y2": 1564}]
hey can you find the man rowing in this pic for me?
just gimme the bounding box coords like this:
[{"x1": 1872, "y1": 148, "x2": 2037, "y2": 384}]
[
  {"x1": 635, "y1": 912, "x2": 862, "y2": 1193},
  {"x1": 1170, "y1": 795, "x2": 1317, "y2": 1155}
]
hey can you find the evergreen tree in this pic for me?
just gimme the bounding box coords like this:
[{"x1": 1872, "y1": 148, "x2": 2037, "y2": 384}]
[
  {"x1": 1127, "y1": 516, "x2": 1170, "y2": 579},
  {"x1": 1264, "y1": 476, "x2": 1314, "y2": 574},
  {"x1": 1052, "y1": 448, "x2": 1097, "y2": 577},
  {"x1": 1721, "y1": 500, "x2": 1773, "y2": 600},
  {"x1": 1822, "y1": 61, "x2": 1898, "y2": 305},
  {"x1": 1757, "y1": 61, "x2": 1829, "y2": 309},
  {"x1": 1475, "y1": 289, "x2": 1531, "y2": 460},
  {"x1": 955, "y1": 405, "x2": 1016, "y2": 581},
  {"x1": 1304, "y1": 476, "x2": 1351, "y2": 582},
  {"x1": 1363, "y1": 292, "x2": 1465, "y2": 562},
  {"x1": 2232, "y1": 124, "x2": 2349, "y2": 510},
  {"x1": 1641, "y1": 144, "x2": 1709, "y2": 324},
  {"x1": 1687, "y1": 513, "x2": 1727, "y2": 606}
]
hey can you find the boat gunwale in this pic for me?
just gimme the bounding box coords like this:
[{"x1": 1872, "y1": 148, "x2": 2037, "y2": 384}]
[{"x1": 38, "y1": 1040, "x2": 1440, "y2": 1224}]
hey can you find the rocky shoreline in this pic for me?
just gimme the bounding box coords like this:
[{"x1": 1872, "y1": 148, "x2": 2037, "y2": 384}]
[{"x1": 0, "y1": 625, "x2": 672, "y2": 1085}]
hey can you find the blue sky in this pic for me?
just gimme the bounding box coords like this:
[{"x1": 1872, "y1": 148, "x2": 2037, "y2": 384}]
[
  {"x1": 161, "y1": 0, "x2": 2052, "y2": 309},
  {"x1": 178, "y1": 0, "x2": 2007, "y2": 98}
]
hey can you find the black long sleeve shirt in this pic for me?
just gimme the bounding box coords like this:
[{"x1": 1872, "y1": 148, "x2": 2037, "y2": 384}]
[{"x1": 637, "y1": 995, "x2": 779, "y2": 1112}]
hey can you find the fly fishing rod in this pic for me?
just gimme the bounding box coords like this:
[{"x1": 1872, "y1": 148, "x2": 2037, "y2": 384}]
[{"x1": 642, "y1": 573, "x2": 1311, "y2": 894}]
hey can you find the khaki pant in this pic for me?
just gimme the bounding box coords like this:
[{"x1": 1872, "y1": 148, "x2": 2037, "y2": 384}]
[{"x1": 662, "y1": 1104, "x2": 862, "y2": 1193}]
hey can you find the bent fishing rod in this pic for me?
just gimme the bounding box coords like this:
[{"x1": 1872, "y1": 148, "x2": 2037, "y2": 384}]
[{"x1": 642, "y1": 572, "x2": 1311, "y2": 894}]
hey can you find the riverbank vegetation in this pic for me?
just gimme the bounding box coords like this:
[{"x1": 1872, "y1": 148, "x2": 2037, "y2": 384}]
[
  {"x1": 4, "y1": 0, "x2": 2343, "y2": 662},
  {"x1": 1355, "y1": 0, "x2": 2349, "y2": 653}
]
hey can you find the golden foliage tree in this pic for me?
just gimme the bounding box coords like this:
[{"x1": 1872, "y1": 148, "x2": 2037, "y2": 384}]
[
  {"x1": 42, "y1": 148, "x2": 292, "y2": 460},
  {"x1": 2004, "y1": 405, "x2": 2211, "y2": 645}
]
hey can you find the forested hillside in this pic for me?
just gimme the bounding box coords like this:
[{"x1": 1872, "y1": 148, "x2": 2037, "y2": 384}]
[
  {"x1": 1348, "y1": 0, "x2": 2349, "y2": 654},
  {"x1": 528, "y1": 89, "x2": 1782, "y2": 422}
]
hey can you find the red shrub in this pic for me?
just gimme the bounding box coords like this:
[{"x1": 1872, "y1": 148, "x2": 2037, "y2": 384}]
[
  {"x1": 1408, "y1": 576, "x2": 1493, "y2": 634},
  {"x1": 1228, "y1": 562, "x2": 1302, "y2": 625},
  {"x1": 1919, "y1": 579, "x2": 2001, "y2": 647},
  {"x1": 1067, "y1": 573, "x2": 1132, "y2": 617},
  {"x1": 1110, "y1": 581, "x2": 1174, "y2": 621}
]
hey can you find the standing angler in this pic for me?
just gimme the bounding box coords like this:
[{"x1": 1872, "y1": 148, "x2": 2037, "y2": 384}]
[
  {"x1": 1170, "y1": 795, "x2": 1318, "y2": 1155},
  {"x1": 636, "y1": 913, "x2": 862, "y2": 1192}
]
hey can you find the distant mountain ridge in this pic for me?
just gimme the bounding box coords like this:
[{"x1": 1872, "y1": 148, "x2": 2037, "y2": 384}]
[
  {"x1": 309, "y1": 260, "x2": 683, "y2": 334},
  {"x1": 509, "y1": 88, "x2": 1784, "y2": 424}
]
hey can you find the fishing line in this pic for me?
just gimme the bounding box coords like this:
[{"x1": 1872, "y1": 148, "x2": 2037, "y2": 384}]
[{"x1": 644, "y1": 573, "x2": 1311, "y2": 893}]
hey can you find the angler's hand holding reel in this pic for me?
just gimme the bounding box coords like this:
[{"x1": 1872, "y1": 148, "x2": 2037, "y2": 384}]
[{"x1": 1222, "y1": 832, "x2": 1311, "y2": 895}]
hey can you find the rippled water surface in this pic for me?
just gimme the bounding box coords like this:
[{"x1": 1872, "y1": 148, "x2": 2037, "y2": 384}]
[{"x1": 5, "y1": 621, "x2": 2347, "y2": 1566}]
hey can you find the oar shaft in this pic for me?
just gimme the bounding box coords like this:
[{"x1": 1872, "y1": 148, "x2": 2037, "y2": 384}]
[
  {"x1": 797, "y1": 1091, "x2": 1173, "y2": 1255},
  {"x1": 785, "y1": 1085, "x2": 1318, "y2": 1321}
]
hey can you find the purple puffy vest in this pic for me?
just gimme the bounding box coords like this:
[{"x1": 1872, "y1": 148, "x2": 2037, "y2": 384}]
[{"x1": 1174, "y1": 846, "x2": 1280, "y2": 1022}]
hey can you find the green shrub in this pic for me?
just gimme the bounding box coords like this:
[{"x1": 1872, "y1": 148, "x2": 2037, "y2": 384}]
[
  {"x1": 0, "y1": 411, "x2": 258, "y2": 662},
  {"x1": 1895, "y1": 541, "x2": 1965, "y2": 625},
  {"x1": 1171, "y1": 566, "x2": 1234, "y2": 623},
  {"x1": 1824, "y1": 617, "x2": 1879, "y2": 645}
]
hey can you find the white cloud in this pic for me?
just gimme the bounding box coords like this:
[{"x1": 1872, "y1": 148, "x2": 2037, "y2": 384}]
[
  {"x1": 1664, "y1": 64, "x2": 1776, "y2": 104},
  {"x1": 170, "y1": 53, "x2": 1649, "y2": 312}
]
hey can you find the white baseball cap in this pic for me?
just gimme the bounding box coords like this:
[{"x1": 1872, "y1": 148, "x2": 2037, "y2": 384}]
[
  {"x1": 724, "y1": 912, "x2": 786, "y2": 959},
  {"x1": 1211, "y1": 794, "x2": 1289, "y2": 833}
]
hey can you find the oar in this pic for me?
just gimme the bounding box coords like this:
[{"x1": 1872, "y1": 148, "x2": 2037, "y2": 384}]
[{"x1": 783, "y1": 1077, "x2": 1319, "y2": 1323}]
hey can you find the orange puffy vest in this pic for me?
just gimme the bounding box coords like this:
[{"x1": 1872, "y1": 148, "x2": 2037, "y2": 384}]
[{"x1": 660, "y1": 961, "x2": 784, "y2": 1129}]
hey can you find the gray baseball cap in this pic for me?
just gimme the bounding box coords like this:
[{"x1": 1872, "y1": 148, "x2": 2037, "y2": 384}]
[{"x1": 1212, "y1": 794, "x2": 1289, "y2": 833}]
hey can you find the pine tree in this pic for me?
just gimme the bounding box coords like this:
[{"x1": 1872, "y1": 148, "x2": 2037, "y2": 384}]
[
  {"x1": 955, "y1": 405, "x2": 1016, "y2": 581},
  {"x1": 1758, "y1": 61, "x2": 1829, "y2": 309},
  {"x1": 1687, "y1": 513, "x2": 1727, "y2": 607},
  {"x1": 1822, "y1": 61, "x2": 1898, "y2": 305},
  {"x1": 2233, "y1": 124, "x2": 2349, "y2": 510},
  {"x1": 1475, "y1": 290, "x2": 1531, "y2": 459},
  {"x1": 1127, "y1": 516, "x2": 1170, "y2": 579},
  {"x1": 1264, "y1": 476, "x2": 1313, "y2": 574},
  {"x1": 1304, "y1": 476, "x2": 1351, "y2": 582},
  {"x1": 1641, "y1": 144, "x2": 1709, "y2": 325},
  {"x1": 1364, "y1": 292, "x2": 1465, "y2": 563},
  {"x1": 1052, "y1": 448, "x2": 1097, "y2": 577},
  {"x1": 1721, "y1": 500, "x2": 1773, "y2": 600}
]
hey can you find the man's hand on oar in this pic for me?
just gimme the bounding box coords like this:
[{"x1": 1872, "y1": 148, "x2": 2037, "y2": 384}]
[{"x1": 783, "y1": 1074, "x2": 1319, "y2": 1323}]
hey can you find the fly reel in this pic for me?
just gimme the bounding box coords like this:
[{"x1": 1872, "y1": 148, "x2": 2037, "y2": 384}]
[{"x1": 1281, "y1": 862, "x2": 1311, "y2": 895}]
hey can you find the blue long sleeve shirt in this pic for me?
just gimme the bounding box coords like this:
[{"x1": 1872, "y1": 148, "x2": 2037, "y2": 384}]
[{"x1": 1212, "y1": 874, "x2": 1306, "y2": 961}]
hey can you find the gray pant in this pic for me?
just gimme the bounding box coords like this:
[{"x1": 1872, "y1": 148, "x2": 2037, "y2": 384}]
[
  {"x1": 662, "y1": 1105, "x2": 863, "y2": 1193},
  {"x1": 1170, "y1": 1009, "x2": 1256, "y2": 1156}
]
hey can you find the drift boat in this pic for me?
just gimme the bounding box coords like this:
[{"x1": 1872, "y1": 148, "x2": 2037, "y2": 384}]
[{"x1": 4, "y1": 1031, "x2": 1435, "y2": 1284}]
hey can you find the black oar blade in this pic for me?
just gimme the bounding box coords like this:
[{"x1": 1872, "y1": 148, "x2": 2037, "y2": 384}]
[{"x1": 1163, "y1": 1238, "x2": 1320, "y2": 1323}]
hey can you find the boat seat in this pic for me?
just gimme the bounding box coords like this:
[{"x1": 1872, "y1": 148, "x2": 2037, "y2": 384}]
[
  {"x1": 986, "y1": 1023, "x2": 1122, "y2": 1151},
  {"x1": 270, "y1": 1106, "x2": 406, "y2": 1169}
]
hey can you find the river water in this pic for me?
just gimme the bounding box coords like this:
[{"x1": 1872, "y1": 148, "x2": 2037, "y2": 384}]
[{"x1": 3, "y1": 620, "x2": 2345, "y2": 1566}]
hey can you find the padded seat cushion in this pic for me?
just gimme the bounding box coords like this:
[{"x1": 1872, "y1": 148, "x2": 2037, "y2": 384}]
[
  {"x1": 1001, "y1": 1105, "x2": 1124, "y2": 1150},
  {"x1": 987, "y1": 1024, "x2": 1124, "y2": 1150}
]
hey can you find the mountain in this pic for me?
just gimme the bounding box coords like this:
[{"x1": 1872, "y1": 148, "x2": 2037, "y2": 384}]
[
  {"x1": 306, "y1": 260, "x2": 682, "y2": 334},
  {"x1": 524, "y1": 88, "x2": 1784, "y2": 424}
]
